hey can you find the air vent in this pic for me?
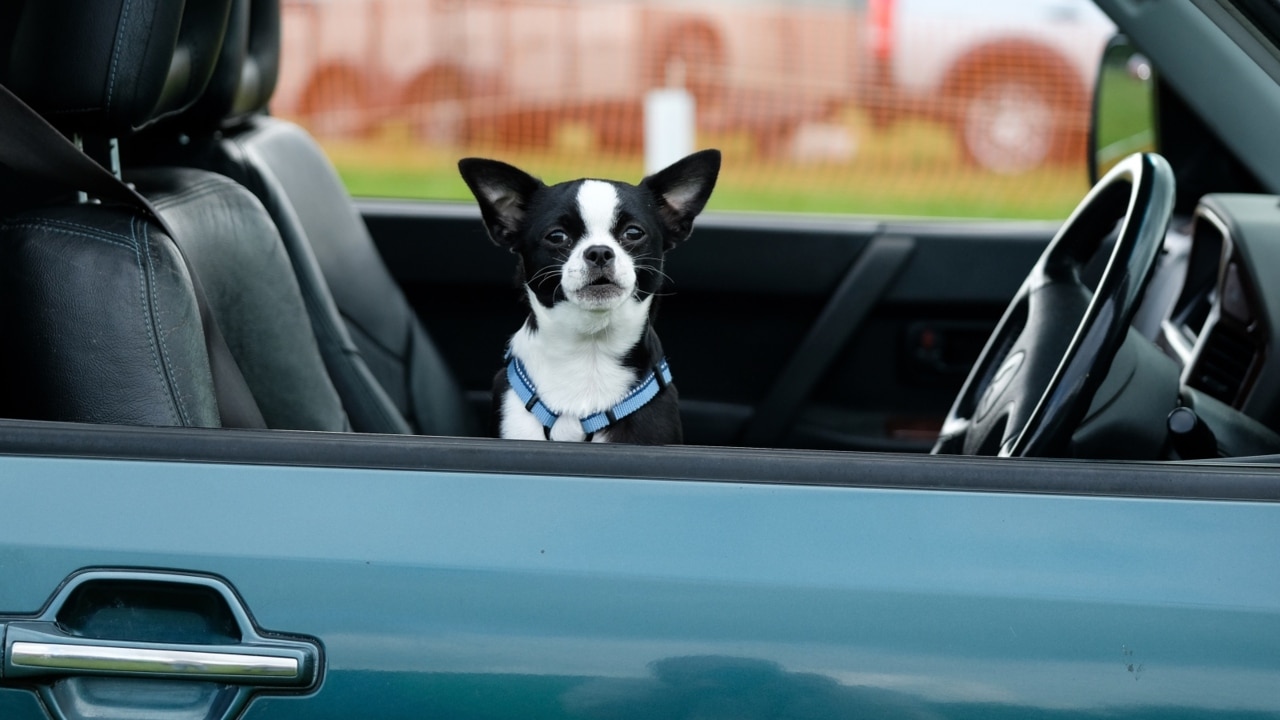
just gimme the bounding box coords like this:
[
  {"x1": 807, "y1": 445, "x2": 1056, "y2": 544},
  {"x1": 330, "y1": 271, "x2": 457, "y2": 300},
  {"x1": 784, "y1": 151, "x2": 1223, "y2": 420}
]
[{"x1": 1190, "y1": 324, "x2": 1258, "y2": 405}]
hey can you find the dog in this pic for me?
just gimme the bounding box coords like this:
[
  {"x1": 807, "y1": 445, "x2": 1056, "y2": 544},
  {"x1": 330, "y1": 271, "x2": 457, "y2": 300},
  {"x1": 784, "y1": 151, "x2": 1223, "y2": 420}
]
[{"x1": 459, "y1": 149, "x2": 721, "y2": 444}]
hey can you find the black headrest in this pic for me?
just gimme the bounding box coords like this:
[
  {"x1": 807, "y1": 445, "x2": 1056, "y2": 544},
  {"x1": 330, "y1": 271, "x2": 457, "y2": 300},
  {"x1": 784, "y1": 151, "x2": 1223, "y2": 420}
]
[
  {"x1": 3, "y1": 0, "x2": 234, "y2": 136},
  {"x1": 181, "y1": 0, "x2": 280, "y2": 130}
]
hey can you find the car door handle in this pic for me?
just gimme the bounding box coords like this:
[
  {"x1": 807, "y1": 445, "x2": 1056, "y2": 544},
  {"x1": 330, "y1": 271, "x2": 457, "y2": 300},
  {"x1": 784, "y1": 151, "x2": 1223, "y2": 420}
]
[
  {"x1": 1, "y1": 570, "x2": 321, "y2": 720},
  {"x1": 4, "y1": 622, "x2": 310, "y2": 686}
]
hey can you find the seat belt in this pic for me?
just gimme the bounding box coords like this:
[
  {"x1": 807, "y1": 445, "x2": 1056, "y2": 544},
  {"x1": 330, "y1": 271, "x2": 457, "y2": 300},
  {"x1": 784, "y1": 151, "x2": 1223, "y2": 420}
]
[{"x1": 0, "y1": 83, "x2": 268, "y2": 429}]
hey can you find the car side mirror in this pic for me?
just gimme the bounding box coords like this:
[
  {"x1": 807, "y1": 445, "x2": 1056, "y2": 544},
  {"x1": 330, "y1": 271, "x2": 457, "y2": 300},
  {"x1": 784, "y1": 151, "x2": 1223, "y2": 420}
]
[{"x1": 1090, "y1": 35, "x2": 1159, "y2": 184}]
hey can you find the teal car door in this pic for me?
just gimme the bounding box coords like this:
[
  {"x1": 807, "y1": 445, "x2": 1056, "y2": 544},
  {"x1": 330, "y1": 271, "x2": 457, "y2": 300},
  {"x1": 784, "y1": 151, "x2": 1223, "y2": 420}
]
[{"x1": 3, "y1": 425, "x2": 1280, "y2": 719}]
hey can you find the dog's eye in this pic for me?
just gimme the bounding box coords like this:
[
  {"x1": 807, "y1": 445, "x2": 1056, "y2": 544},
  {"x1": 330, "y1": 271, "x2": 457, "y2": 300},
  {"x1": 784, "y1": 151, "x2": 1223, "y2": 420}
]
[
  {"x1": 622, "y1": 225, "x2": 646, "y2": 243},
  {"x1": 544, "y1": 230, "x2": 569, "y2": 246}
]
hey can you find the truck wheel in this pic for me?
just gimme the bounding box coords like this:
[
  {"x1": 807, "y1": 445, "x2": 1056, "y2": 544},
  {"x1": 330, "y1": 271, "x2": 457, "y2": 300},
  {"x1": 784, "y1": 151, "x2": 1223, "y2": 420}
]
[
  {"x1": 404, "y1": 67, "x2": 467, "y2": 147},
  {"x1": 652, "y1": 23, "x2": 725, "y2": 111},
  {"x1": 958, "y1": 74, "x2": 1059, "y2": 174},
  {"x1": 299, "y1": 68, "x2": 368, "y2": 139},
  {"x1": 948, "y1": 47, "x2": 1086, "y2": 175}
]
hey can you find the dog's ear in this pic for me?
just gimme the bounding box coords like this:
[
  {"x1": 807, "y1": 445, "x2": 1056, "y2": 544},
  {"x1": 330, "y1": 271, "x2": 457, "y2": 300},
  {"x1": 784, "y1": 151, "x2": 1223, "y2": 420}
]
[
  {"x1": 641, "y1": 149, "x2": 721, "y2": 250},
  {"x1": 458, "y1": 158, "x2": 544, "y2": 248}
]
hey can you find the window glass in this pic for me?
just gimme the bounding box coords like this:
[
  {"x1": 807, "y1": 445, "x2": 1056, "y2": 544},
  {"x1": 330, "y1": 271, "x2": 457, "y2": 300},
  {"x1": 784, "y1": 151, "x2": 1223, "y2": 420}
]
[{"x1": 278, "y1": 0, "x2": 1115, "y2": 218}]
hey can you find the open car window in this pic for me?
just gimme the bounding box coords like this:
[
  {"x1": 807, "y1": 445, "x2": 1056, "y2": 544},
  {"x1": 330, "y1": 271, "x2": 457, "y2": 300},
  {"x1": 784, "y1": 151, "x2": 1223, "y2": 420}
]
[{"x1": 277, "y1": 0, "x2": 1114, "y2": 219}]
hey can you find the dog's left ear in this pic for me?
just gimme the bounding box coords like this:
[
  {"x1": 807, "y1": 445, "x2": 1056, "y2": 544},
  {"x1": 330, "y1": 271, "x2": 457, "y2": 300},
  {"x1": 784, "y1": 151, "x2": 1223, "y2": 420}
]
[
  {"x1": 641, "y1": 149, "x2": 721, "y2": 250},
  {"x1": 458, "y1": 158, "x2": 544, "y2": 249}
]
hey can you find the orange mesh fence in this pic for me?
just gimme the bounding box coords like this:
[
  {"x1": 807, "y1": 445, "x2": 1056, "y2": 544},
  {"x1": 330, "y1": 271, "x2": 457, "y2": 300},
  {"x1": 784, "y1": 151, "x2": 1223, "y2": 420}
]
[{"x1": 277, "y1": 0, "x2": 1115, "y2": 219}]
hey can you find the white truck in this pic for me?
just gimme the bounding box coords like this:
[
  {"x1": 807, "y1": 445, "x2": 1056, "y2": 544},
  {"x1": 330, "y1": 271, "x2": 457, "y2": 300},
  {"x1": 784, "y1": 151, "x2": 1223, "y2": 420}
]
[
  {"x1": 275, "y1": 0, "x2": 864, "y2": 155},
  {"x1": 862, "y1": 0, "x2": 1115, "y2": 172}
]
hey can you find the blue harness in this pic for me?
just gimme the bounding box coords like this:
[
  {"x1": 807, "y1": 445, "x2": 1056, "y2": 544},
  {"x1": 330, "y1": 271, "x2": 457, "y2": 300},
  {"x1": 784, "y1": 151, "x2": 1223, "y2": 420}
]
[{"x1": 505, "y1": 351, "x2": 673, "y2": 440}]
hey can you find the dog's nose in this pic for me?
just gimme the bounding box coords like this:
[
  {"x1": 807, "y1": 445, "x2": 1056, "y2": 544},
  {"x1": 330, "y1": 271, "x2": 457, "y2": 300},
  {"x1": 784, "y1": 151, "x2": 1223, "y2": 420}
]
[{"x1": 583, "y1": 245, "x2": 615, "y2": 268}]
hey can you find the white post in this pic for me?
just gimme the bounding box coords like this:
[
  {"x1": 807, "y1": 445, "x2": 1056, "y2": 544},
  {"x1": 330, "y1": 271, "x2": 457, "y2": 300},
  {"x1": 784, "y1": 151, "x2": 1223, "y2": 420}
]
[{"x1": 644, "y1": 61, "x2": 696, "y2": 174}]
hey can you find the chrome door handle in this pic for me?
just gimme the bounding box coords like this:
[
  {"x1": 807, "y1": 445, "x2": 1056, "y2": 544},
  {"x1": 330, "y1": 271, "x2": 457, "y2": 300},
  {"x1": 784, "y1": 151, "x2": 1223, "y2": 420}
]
[
  {"x1": 0, "y1": 570, "x2": 320, "y2": 692},
  {"x1": 6, "y1": 624, "x2": 307, "y2": 685},
  {"x1": 0, "y1": 570, "x2": 321, "y2": 720}
]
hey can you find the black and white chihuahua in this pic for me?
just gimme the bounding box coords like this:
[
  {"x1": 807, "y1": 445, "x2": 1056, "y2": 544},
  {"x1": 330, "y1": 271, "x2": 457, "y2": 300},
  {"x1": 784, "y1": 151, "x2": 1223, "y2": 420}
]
[{"x1": 459, "y1": 149, "x2": 721, "y2": 444}]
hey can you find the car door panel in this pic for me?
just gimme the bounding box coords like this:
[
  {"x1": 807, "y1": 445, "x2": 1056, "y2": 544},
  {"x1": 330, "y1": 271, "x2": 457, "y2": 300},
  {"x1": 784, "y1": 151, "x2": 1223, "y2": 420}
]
[
  {"x1": 2, "y1": 425, "x2": 1280, "y2": 718},
  {"x1": 361, "y1": 200, "x2": 1053, "y2": 448}
]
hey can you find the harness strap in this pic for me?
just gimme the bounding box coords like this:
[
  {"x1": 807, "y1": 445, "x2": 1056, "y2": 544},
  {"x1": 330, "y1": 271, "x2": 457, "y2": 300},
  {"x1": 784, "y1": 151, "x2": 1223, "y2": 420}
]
[
  {"x1": 506, "y1": 353, "x2": 673, "y2": 439},
  {"x1": 581, "y1": 358, "x2": 672, "y2": 433},
  {"x1": 506, "y1": 358, "x2": 561, "y2": 429}
]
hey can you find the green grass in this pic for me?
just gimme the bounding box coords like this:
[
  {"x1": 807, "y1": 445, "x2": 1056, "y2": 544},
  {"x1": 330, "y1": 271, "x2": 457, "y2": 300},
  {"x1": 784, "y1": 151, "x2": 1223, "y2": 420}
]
[{"x1": 322, "y1": 114, "x2": 1091, "y2": 220}]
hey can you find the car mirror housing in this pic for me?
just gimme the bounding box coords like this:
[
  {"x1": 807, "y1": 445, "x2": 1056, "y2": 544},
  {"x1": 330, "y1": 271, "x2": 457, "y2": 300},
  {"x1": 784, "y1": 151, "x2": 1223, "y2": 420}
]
[{"x1": 1090, "y1": 34, "x2": 1159, "y2": 184}]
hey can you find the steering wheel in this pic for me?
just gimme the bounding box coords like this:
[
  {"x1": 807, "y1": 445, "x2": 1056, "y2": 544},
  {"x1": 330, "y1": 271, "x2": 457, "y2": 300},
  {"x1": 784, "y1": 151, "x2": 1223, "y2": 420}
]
[{"x1": 933, "y1": 152, "x2": 1175, "y2": 457}]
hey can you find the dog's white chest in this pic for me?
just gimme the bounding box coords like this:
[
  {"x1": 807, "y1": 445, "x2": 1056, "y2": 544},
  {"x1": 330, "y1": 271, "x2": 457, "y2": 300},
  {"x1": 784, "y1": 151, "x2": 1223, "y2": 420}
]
[
  {"x1": 501, "y1": 297, "x2": 651, "y2": 442},
  {"x1": 499, "y1": 390, "x2": 610, "y2": 442}
]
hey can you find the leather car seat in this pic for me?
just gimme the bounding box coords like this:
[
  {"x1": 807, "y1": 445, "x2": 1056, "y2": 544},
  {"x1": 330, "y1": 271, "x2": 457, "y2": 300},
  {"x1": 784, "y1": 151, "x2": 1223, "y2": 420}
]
[
  {"x1": 126, "y1": 0, "x2": 478, "y2": 437},
  {"x1": 0, "y1": 0, "x2": 349, "y2": 431}
]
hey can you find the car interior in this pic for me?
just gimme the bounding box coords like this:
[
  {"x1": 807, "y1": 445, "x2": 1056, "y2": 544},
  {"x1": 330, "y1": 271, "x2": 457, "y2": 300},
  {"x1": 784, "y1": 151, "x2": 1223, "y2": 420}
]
[
  {"x1": 4, "y1": 0, "x2": 1280, "y2": 470},
  {"x1": 0, "y1": 0, "x2": 493, "y2": 441}
]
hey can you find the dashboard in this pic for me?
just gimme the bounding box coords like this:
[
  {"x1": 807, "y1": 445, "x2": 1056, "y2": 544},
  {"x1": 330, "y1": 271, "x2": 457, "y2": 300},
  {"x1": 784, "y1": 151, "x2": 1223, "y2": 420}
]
[{"x1": 1158, "y1": 194, "x2": 1280, "y2": 434}]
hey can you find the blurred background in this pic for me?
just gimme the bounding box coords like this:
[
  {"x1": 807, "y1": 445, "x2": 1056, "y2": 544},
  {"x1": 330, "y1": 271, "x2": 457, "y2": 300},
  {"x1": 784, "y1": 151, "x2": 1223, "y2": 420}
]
[{"x1": 277, "y1": 0, "x2": 1115, "y2": 219}]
